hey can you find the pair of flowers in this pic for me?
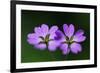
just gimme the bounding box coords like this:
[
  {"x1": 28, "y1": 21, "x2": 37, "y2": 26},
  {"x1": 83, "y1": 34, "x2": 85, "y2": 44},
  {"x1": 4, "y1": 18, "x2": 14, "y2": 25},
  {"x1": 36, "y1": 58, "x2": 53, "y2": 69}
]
[{"x1": 27, "y1": 24, "x2": 86, "y2": 55}]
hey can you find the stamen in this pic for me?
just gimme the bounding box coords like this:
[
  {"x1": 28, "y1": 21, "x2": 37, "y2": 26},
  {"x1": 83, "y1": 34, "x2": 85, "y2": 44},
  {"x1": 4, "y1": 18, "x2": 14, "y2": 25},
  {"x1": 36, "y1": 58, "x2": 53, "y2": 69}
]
[{"x1": 65, "y1": 36, "x2": 74, "y2": 44}]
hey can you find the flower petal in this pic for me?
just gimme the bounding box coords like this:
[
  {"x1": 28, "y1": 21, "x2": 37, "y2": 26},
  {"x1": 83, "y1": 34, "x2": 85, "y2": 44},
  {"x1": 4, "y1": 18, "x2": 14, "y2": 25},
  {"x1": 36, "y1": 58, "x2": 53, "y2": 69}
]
[
  {"x1": 70, "y1": 43, "x2": 82, "y2": 54},
  {"x1": 27, "y1": 33, "x2": 38, "y2": 38},
  {"x1": 35, "y1": 43, "x2": 46, "y2": 50},
  {"x1": 63, "y1": 24, "x2": 68, "y2": 36},
  {"x1": 60, "y1": 43, "x2": 70, "y2": 55},
  {"x1": 49, "y1": 26, "x2": 58, "y2": 39},
  {"x1": 74, "y1": 29, "x2": 84, "y2": 36},
  {"x1": 49, "y1": 33, "x2": 56, "y2": 40},
  {"x1": 54, "y1": 30, "x2": 64, "y2": 40},
  {"x1": 73, "y1": 29, "x2": 86, "y2": 42},
  {"x1": 34, "y1": 27, "x2": 42, "y2": 36},
  {"x1": 27, "y1": 38, "x2": 42, "y2": 45},
  {"x1": 63, "y1": 24, "x2": 74, "y2": 38},
  {"x1": 68, "y1": 24, "x2": 75, "y2": 38},
  {"x1": 48, "y1": 41, "x2": 60, "y2": 51},
  {"x1": 73, "y1": 35, "x2": 86, "y2": 42},
  {"x1": 49, "y1": 26, "x2": 58, "y2": 34},
  {"x1": 41, "y1": 24, "x2": 49, "y2": 37},
  {"x1": 73, "y1": 30, "x2": 86, "y2": 42},
  {"x1": 27, "y1": 33, "x2": 42, "y2": 45}
]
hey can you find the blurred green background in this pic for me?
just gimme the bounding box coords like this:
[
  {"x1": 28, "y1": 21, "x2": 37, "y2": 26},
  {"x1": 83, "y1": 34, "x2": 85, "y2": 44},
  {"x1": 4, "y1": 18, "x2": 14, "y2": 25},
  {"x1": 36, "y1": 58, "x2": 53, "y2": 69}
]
[{"x1": 21, "y1": 10, "x2": 90, "y2": 63}]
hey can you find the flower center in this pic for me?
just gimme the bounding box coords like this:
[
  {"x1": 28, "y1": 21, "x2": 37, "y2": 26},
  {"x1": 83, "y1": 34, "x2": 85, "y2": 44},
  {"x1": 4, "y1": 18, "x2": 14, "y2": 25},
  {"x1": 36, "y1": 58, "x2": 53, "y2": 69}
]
[
  {"x1": 39, "y1": 34, "x2": 50, "y2": 44},
  {"x1": 44, "y1": 34, "x2": 50, "y2": 43},
  {"x1": 65, "y1": 36, "x2": 74, "y2": 44}
]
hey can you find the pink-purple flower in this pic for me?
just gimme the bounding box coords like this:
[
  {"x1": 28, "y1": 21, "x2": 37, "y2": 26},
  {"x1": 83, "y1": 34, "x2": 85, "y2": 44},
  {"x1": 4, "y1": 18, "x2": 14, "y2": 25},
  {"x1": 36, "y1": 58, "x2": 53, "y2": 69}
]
[
  {"x1": 55, "y1": 24, "x2": 86, "y2": 55},
  {"x1": 27, "y1": 24, "x2": 86, "y2": 55},
  {"x1": 27, "y1": 24, "x2": 60, "y2": 51}
]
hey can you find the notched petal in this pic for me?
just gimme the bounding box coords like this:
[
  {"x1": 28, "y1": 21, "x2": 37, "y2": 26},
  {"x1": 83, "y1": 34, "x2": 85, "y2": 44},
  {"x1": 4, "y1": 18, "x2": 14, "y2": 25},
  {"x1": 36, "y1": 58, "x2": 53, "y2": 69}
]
[
  {"x1": 54, "y1": 30, "x2": 64, "y2": 40},
  {"x1": 75, "y1": 29, "x2": 84, "y2": 36},
  {"x1": 70, "y1": 43, "x2": 82, "y2": 54},
  {"x1": 49, "y1": 26, "x2": 58, "y2": 34},
  {"x1": 35, "y1": 43, "x2": 46, "y2": 50},
  {"x1": 48, "y1": 41, "x2": 60, "y2": 51},
  {"x1": 41, "y1": 24, "x2": 49, "y2": 37},
  {"x1": 60, "y1": 43, "x2": 70, "y2": 55},
  {"x1": 27, "y1": 33, "x2": 38, "y2": 38},
  {"x1": 63, "y1": 24, "x2": 68, "y2": 36},
  {"x1": 68, "y1": 24, "x2": 75, "y2": 38},
  {"x1": 73, "y1": 35, "x2": 86, "y2": 42}
]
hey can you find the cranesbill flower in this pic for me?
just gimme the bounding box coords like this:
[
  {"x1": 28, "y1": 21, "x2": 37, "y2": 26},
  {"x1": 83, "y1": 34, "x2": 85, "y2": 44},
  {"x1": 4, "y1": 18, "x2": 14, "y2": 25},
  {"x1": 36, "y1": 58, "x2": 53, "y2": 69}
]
[
  {"x1": 27, "y1": 24, "x2": 59, "y2": 51},
  {"x1": 55, "y1": 24, "x2": 86, "y2": 55}
]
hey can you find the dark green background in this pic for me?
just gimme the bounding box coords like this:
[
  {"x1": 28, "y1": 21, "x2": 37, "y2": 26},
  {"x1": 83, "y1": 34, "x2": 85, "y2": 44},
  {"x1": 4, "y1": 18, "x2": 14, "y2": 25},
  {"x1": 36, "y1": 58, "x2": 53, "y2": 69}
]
[{"x1": 21, "y1": 10, "x2": 90, "y2": 63}]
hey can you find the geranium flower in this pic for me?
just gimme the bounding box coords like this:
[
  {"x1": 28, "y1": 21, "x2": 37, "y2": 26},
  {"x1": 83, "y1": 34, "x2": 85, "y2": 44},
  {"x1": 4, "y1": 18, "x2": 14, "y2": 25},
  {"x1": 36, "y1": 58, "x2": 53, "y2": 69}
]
[
  {"x1": 27, "y1": 24, "x2": 59, "y2": 51},
  {"x1": 55, "y1": 24, "x2": 86, "y2": 55}
]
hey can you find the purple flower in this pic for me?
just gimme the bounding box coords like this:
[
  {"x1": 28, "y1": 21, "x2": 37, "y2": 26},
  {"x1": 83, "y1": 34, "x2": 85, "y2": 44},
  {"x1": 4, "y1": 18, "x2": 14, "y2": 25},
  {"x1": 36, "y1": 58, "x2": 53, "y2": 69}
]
[
  {"x1": 27, "y1": 24, "x2": 60, "y2": 51},
  {"x1": 55, "y1": 24, "x2": 86, "y2": 55}
]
